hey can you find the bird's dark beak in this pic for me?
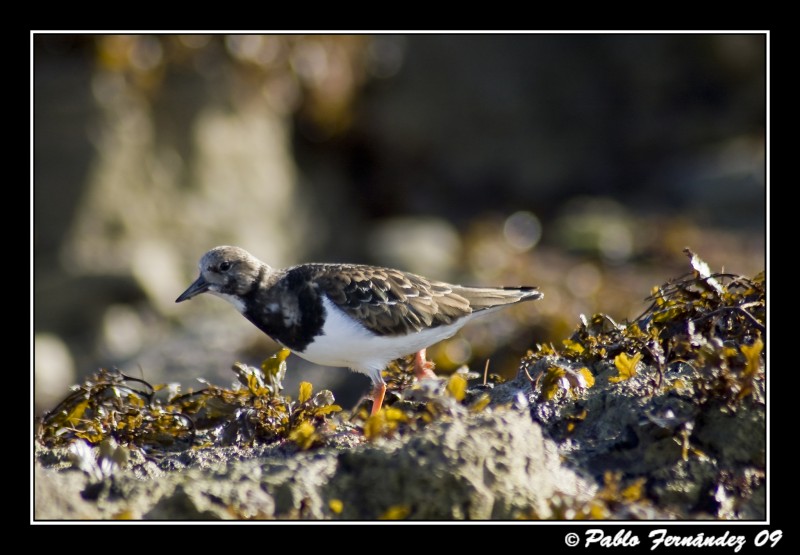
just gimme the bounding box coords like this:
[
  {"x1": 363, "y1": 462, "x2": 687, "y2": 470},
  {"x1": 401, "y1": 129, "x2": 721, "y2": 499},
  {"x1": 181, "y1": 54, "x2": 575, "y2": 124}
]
[{"x1": 176, "y1": 275, "x2": 210, "y2": 303}]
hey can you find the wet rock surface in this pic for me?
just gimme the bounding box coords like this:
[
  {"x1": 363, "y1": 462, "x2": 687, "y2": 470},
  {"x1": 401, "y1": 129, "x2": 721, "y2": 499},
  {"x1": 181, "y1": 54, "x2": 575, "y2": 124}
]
[{"x1": 35, "y1": 409, "x2": 595, "y2": 520}]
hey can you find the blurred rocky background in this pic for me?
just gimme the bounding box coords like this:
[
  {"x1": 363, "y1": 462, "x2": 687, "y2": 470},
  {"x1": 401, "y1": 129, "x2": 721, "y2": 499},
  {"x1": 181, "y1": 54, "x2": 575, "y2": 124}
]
[{"x1": 33, "y1": 34, "x2": 766, "y2": 415}]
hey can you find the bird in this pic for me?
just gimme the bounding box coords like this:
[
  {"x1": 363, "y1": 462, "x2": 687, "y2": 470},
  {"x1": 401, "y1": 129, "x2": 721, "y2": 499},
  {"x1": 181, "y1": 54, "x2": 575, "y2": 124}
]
[{"x1": 176, "y1": 246, "x2": 543, "y2": 415}]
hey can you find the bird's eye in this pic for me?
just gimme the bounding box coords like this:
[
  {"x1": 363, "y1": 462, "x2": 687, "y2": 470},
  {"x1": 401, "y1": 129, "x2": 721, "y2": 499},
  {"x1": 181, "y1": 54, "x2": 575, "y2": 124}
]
[{"x1": 219, "y1": 261, "x2": 231, "y2": 272}]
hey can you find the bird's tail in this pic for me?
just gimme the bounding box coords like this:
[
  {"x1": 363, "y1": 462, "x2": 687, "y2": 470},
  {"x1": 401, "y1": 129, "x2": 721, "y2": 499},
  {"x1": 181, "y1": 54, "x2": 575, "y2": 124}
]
[{"x1": 456, "y1": 285, "x2": 543, "y2": 312}]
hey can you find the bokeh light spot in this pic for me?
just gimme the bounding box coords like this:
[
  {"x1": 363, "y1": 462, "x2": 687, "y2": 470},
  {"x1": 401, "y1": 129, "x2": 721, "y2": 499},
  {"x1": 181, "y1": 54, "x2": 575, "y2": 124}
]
[{"x1": 503, "y1": 211, "x2": 542, "y2": 252}]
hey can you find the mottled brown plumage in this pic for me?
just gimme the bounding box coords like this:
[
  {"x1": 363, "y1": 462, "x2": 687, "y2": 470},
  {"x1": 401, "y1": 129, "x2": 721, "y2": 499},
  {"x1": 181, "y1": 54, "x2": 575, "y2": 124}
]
[{"x1": 316, "y1": 266, "x2": 463, "y2": 334}]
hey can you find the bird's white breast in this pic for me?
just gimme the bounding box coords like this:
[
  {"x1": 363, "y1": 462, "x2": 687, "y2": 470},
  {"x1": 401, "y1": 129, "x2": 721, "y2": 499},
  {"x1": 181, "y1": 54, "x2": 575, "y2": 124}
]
[
  {"x1": 209, "y1": 290, "x2": 247, "y2": 314},
  {"x1": 296, "y1": 296, "x2": 473, "y2": 381}
]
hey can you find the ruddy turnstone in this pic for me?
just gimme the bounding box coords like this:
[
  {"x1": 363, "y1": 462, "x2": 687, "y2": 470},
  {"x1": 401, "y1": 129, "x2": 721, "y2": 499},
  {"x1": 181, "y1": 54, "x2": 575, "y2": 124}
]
[{"x1": 176, "y1": 246, "x2": 543, "y2": 414}]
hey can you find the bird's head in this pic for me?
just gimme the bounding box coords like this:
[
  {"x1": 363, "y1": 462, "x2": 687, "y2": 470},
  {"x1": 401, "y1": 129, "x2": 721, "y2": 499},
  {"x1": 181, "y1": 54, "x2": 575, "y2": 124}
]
[{"x1": 176, "y1": 246, "x2": 266, "y2": 309}]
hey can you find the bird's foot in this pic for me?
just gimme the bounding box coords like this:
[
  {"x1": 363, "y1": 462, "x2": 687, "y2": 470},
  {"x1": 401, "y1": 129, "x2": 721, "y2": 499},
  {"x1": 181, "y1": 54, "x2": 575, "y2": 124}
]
[{"x1": 414, "y1": 349, "x2": 438, "y2": 380}]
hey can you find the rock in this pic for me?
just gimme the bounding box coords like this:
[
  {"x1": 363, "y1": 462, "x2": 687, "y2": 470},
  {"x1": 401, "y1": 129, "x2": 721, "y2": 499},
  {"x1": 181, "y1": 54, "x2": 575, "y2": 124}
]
[
  {"x1": 34, "y1": 409, "x2": 592, "y2": 520},
  {"x1": 328, "y1": 410, "x2": 592, "y2": 519}
]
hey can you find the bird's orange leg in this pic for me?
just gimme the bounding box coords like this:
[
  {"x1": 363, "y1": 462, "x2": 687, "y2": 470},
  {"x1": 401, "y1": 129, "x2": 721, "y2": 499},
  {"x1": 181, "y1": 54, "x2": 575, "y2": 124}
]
[
  {"x1": 414, "y1": 348, "x2": 438, "y2": 380},
  {"x1": 371, "y1": 382, "x2": 387, "y2": 415}
]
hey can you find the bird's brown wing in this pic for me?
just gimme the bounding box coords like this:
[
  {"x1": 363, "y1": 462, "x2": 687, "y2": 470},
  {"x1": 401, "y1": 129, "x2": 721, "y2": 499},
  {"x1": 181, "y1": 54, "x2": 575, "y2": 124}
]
[{"x1": 311, "y1": 264, "x2": 473, "y2": 336}]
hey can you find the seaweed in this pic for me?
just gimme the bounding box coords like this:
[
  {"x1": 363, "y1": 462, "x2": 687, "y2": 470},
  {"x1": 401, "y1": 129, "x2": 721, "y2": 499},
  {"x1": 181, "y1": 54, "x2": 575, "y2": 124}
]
[
  {"x1": 521, "y1": 248, "x2": 764, "y2": 407},
  {"x1": 37, "y1": 349, "x2": 343, "y2": 454}
]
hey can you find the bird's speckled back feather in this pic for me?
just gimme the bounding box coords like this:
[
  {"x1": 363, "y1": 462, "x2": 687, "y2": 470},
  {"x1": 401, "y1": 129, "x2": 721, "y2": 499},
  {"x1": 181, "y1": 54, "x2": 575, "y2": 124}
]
[{"x1": 300, "y1": 263, "x2": 541, "y2": 337}]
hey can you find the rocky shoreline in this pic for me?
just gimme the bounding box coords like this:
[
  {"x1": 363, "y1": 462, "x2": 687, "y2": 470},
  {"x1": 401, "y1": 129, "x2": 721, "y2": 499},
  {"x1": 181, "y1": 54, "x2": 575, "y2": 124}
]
[{"x1": 34, "y1": 262, "x2": 765, "y2": 521}]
